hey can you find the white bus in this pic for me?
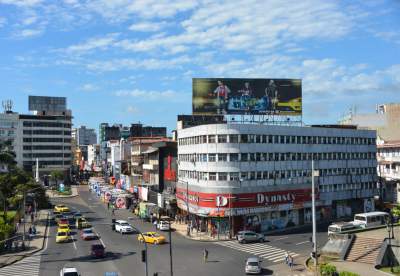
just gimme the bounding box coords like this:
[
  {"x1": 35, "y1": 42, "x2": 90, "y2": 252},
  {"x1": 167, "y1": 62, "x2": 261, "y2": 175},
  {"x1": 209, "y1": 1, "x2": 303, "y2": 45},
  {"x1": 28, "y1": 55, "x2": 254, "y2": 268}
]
[
  {"x1": 353, "y1": 211, "x2": 389, "y2": 229},
  {"x1": 328, "y1": 222, "x2": 358, "y2": 236}
]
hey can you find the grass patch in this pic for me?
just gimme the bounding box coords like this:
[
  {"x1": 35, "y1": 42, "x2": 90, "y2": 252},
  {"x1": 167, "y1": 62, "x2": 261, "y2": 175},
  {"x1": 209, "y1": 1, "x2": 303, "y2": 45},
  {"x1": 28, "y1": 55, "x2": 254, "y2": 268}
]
[{"x1": 380, "y1": 266, "x2": 400, "y2": 275}]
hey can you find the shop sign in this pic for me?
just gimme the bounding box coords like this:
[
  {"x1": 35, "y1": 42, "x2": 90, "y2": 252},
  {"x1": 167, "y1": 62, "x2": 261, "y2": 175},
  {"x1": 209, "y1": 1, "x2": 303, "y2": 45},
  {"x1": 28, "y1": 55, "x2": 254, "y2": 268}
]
[
  {"x1": 216, "y1": 195, "x2": 228, "y2": 207},
  {"x1": 257, "y1": 193, "x2": 295, "y2": 205},
  {"x1": 188, "y1": 194, "x2": 199, "y2": 203}
]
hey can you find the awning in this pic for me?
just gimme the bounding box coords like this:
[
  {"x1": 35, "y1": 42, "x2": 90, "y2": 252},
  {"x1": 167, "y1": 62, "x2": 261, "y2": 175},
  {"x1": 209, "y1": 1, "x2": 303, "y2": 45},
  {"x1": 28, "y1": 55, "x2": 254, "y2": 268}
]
[
  {"x1": 142, "y1": 147, "x2": 158, "y2": 154},
  {"x1": 209, "y1": 210, "x2": 225, "y2": 217}
]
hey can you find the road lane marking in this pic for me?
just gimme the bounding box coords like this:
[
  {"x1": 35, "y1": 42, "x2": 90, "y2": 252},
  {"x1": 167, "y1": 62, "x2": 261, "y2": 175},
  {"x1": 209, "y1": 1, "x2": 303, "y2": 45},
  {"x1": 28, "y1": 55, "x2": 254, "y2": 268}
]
[
  {"x1": 295, "y1": 241, "x2": 309, "y2": 245},
  {"x1": 273, "y1": 237, "x2": 289, "y2": 241},
  {"x1": 93, "y1": 229, "x2": 106, "y2": 248}
]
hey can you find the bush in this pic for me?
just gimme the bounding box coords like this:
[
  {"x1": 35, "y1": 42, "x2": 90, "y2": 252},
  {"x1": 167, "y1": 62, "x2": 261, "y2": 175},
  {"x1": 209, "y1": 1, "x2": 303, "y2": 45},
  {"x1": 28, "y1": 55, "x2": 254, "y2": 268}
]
[
  {"x1": 339, "y1": 272, "x2": 360, "y2": 276},
  {"x1": 320, "y1": 263, "x2": 337, "y2": 276}
]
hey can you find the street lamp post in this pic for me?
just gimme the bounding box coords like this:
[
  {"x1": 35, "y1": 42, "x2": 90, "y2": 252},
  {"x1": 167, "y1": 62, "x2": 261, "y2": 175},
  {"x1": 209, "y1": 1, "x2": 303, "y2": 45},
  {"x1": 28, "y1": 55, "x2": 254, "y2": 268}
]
[
  {"x1": 186, "y1": 181, "x2": 190, "y2": 237},
  {"x1": 168, "y1": 221, "x2": 174, "y2": 276},
  {"x1": 386, "y1": 216, "x2": 394, "y2": 273},
  {"x1": 133, "y1": 226, "x2": 149, "y2": 276}
]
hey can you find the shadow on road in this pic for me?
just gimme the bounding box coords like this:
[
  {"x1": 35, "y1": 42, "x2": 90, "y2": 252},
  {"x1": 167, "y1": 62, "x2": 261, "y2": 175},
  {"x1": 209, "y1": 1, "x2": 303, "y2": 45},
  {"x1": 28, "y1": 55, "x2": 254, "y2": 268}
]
[
  {"x1": 40, "y1": 250, "x2": 136, "y2": 264},
  {"x1": 260, "y1": 268, "x2": 273, "y2": 275}
]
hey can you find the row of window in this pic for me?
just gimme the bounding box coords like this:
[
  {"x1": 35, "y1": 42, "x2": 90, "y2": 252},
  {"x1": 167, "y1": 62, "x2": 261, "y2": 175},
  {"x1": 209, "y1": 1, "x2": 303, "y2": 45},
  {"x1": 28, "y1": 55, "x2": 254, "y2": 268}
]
[
  {"x1": 23, "y1": 145, "x2": 71, "y2": 150},
  {"x1": 23, "y1": 121, "x2": 71, "y2": 128},
  {"x1": 23, "y1": 153, "x2": 71, "y2": 158},
  {"x1": 178, "y1": 167, "x2": 376, "y2": 181},
  {"x1": 320, "y1": 182, "x2": 376, "y2": 192},
  {"x1": 23, "y1": 130, "x2": 71, "y2": 136},
  {"x1": 23, "y1": 138, "x2": 71, "y2": 143},
  {"x1": 179, "y1": 151, "x2": 376, "y2": 163},
  {"x1": 179, "y1": 134, "x2": 376, "y2": 146},
  {"x1": 23, "y1": 160, "x2": 71, "y2": 166}
]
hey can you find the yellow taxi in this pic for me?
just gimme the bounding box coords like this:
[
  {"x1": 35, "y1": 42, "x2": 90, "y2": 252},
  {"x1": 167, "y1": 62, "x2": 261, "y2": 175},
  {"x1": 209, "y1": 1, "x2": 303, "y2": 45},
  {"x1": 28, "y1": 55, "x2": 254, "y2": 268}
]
[
  {"x1": 56, "y1": 230, "x2": 70, "y2": 243},
  {"x1": 57, "y1": 224, "x2": 70, "y2": 234},
  {"x1": 277, "y1": 97, "x2": 302, "y2": 112},
  {"x1": 54, "y1": 204, "x2": 70, "y2": 213},
  {"x1": 138, "y1": 232, "x2": 166, "y2": 244}
]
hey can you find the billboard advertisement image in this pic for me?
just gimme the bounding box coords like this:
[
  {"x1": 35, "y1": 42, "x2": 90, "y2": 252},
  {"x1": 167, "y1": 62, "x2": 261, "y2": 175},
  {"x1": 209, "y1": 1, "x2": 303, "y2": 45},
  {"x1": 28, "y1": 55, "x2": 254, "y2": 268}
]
[{"x1": 192, "y1": 78, "x2": 302, "y2": 115}]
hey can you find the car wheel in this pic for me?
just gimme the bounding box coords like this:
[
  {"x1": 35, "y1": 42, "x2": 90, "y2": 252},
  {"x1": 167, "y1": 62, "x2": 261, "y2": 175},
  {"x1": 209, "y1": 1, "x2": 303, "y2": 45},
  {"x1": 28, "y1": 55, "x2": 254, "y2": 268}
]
[
  {"x1": 259, "y1": 238, "x2": 264, "y2": 243},
  {"x1": 154, "y1": 240, "x2": 158, "y2": 245},
  {"x1": 242, "y1": 239, "x2": 247, "y2": 244}
]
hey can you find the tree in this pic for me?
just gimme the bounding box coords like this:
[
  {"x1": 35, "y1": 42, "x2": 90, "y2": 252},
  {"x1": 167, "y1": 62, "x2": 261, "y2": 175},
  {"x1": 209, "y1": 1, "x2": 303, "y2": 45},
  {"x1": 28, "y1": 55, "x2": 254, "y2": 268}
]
[{"x1": 50, "y1": 170, "x2": 64, "y2": 187}]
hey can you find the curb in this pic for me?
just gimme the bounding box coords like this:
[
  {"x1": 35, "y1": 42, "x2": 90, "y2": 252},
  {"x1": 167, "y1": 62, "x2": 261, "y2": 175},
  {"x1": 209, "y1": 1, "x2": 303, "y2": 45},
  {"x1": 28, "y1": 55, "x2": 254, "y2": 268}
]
[
  {"x1": 0, "y1": 211, "x2": 50, "y2": 268},
  {"x1": 172, "y1": 228, "x2": 233, "y2": 242}
]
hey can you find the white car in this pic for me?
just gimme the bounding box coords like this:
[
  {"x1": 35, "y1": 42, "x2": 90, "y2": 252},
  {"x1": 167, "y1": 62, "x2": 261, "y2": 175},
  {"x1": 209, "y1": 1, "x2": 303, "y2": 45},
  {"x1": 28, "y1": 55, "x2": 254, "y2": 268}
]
[
  {"x1": 115, "y1": 220, "x2": 134, "y2": 234},
  {"x1": 245, "y1": 257, "x2": 262, "y2": 274},
  {"x1": 60, "y1": 267, "x2": 80, "y2": 276},
  {"x1": 157, "y1": 221, "x2": 170, "y2": 231}
]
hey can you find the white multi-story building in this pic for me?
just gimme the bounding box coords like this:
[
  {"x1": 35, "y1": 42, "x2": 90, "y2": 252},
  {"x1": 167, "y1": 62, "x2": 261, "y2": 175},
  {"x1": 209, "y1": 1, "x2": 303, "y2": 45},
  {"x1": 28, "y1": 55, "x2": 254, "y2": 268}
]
[
  {"x1": 177, "y1": 123, "x2": 378, "y2": 234},
  {"x1": 377, "y1": 140, "x2": 400, "y2": 203}
]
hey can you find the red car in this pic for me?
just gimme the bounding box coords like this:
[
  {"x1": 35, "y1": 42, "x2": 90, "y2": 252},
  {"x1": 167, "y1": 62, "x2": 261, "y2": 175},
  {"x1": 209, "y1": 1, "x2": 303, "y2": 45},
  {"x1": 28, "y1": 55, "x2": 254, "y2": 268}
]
[
  {"x1": 58, "y1": 218, "x2": 69, "y2": 226},
  {"x1": 91, "y1": 244, "x2": 105, "y2": 258}
]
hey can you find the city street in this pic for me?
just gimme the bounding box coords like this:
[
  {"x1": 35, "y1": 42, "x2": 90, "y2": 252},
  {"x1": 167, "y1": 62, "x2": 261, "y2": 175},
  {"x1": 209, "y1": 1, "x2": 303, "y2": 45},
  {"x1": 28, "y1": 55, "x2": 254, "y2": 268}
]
[{"x1": 33, "y1": 186, "x2": 327, "y2": 276}]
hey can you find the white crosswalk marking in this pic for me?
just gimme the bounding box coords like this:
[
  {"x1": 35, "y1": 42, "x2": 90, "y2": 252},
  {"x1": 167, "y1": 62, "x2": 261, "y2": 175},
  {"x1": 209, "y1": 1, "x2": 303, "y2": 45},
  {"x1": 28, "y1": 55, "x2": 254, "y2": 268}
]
[
  {"x1": 215, "y1": 240, "x2": 298, "y2": 263},
  {"x1": 0, "y1": 253, "x2": 41, "y2": 276}
]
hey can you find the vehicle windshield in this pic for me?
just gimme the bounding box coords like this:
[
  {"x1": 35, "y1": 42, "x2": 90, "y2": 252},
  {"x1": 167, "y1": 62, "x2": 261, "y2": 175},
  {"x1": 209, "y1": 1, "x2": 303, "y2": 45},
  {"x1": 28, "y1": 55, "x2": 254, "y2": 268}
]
[
  {"x1": 83, "y1": 229, "x2": 93, "y2": 233},
  {"x1": 328, "y1": 226, "x2": 339, "y2": 232},
  {"x1": 247, "y1": 262, "x2": 259, "y2": 266},
  {"x1": 64, "y1": 272, "x2": 78, "y2": 276},
  {"x1": 58, "y1": 232, "x2": 67, "y2": 236},
  {"x1": 59, "y1": 225, "x2": 68, "y2": 229},
  {"x1": 354, "y1": 216, "x2": 366, "y2": 221},
  {"x1": 92, "y1": 245, "x2": 104, "y2": 250},
  {"x1": 121, "y1": 223, "x2": 130, "y2": 226}
]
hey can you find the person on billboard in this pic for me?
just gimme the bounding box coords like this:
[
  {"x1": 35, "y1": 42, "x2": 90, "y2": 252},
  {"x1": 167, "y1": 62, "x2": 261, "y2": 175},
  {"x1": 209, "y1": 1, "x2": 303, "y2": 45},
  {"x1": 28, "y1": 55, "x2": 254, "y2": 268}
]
[
  {"x1": 238, "y1": 82, "x2": 253, "y2": 111},
  {"x1": 213, "y1": 80, "x2": 230, "y2": 114},
  {"x1": 265, "y1": 80, "x2": 279, "y2": 111}
]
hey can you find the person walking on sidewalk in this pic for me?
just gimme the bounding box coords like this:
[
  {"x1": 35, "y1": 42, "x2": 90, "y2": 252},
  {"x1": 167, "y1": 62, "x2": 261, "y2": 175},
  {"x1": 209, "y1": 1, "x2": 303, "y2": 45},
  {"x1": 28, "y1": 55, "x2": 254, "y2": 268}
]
[
  {"x1": 203, "y1": 248, "x2": 209, "y2": 263},
  {"x1": 284, "y1": 251, "x2": 289, "y2": 265},
  {"x1": 288, "y1": 254, "x2": 293, "y2": 269}
]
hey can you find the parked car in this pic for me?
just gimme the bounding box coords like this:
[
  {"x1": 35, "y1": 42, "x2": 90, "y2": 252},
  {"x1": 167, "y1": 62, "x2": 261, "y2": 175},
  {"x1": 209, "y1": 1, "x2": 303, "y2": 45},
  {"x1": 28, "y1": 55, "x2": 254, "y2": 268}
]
[
  {"x1": 138, "y1": 232, "x2": 166, "y2": 244},
  {"x1": 245, "y1": 257, "x2": 262, "y2": 274},
  {"x1": 81, "y1": 228, "x2": 97, "y2": 240},
  {"x1": 60, "y1": 267, "x2": 80, "y2": 276},
  {"x1": 91, "y1": 244, "x2": 105, "y2": 258},
  {"x1": 237, "y1": 231, "x2": 265, "y2": 243},
  {"x1": 157, "y1": 221, "x2": 170, "y2": 231},
  {"x1": 114, "y1": 220, "x2": 134, "y2": 234}
]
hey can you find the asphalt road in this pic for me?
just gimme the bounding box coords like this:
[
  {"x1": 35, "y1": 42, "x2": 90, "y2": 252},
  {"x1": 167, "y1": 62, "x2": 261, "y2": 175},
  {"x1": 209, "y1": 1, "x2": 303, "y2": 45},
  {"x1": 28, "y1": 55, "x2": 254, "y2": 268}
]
[{"x1": 39, "y1": 186, "x2": 328, "y2": 276}]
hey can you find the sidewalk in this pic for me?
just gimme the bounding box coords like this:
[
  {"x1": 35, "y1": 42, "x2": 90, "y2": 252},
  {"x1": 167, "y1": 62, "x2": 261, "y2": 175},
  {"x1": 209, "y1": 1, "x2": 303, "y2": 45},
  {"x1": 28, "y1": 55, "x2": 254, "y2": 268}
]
[
  {"x1": 46, "y1": 185, "x2": 79, "y2": 198},
  {"x1": 171, "y1": 222, "x2": 231, "y2": 241},
  {"x1": 331, "y1": 261, "x2": 388, "y2": 276},
  {"x1": 0, "y1": 210, "x2": 49, "y2": 268}
]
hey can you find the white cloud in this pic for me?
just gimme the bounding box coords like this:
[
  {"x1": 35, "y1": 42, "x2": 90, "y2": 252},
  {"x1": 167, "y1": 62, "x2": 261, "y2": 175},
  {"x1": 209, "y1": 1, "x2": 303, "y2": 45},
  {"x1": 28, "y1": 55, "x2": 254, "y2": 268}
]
[
  {"x1": 15, "y1": 28, "x2": 43, "y2": 38},
  {"x1": 79, "y1": 83, "x2": 98, "y2": 92},
  {"x1": 0, "y1": 0, "x2": 42, "y2": 7},
  {"x1": 126, "y1": 105, "x2": 140, "y2": 114},
  {"x1": 0, "y1": 17, "x2": 6, "y2": 27},
  {"x1": 115, "y1": 89, "x2": 187, "y2": 102},
  {"x1": 128, "y1": 21, "x2": 166, "y2": 32},
  {"x1": 65, "y1": 33, "x2": 119, "y2": 54},
  {"x1": 22, "y1": 15, "x2": 38, "y2": 25}
]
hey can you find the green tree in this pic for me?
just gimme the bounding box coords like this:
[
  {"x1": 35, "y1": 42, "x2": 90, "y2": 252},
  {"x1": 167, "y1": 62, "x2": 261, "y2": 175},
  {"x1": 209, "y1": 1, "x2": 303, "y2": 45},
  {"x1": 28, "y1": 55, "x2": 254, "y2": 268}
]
[{"x1": 50, "y1": 170, "x2": 64, "y2": 187}]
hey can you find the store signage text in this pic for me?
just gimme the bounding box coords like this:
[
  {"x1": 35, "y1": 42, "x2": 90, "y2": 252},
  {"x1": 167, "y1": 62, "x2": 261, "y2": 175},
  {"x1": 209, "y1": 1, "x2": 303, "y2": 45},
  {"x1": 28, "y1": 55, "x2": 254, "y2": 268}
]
[{"x1": 257, "y1": 193, "x2": 295, "y2": 205}]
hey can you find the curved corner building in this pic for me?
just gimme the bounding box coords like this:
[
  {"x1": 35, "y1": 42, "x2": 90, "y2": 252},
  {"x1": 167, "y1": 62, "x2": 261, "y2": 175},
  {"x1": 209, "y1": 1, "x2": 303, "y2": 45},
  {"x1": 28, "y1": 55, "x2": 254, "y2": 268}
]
[{"x1": 177, "y1": 123, "x2": 377, "y2": 234}]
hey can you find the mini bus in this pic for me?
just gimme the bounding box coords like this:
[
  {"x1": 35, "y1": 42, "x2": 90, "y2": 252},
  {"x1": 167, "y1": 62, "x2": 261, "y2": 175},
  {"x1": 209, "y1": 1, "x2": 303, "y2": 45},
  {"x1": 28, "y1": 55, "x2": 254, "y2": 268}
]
[
  {"x1": 327, "y1": 222, "x2": 358, "y2": 236},
  {"x1": 353, "y1": 211, "x2": 389, "y2": 228}
]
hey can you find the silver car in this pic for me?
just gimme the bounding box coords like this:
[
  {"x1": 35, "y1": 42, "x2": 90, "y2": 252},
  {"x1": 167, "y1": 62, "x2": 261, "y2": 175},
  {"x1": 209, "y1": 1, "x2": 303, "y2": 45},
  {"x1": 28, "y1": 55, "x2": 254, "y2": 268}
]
[
  {"x1": 245, "y1": 257, "x2": 262, "y2": 274},
  {"x1": 237, "y1": 231, "x2": 265, "y2": 243}
]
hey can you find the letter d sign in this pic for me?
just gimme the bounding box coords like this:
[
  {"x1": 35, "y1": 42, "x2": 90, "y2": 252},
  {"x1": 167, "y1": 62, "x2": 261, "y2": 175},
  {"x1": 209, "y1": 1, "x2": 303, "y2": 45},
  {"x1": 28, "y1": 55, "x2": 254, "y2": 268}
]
[{"x1": 257, "y1": 194, "x2": 264, "y2": 204}]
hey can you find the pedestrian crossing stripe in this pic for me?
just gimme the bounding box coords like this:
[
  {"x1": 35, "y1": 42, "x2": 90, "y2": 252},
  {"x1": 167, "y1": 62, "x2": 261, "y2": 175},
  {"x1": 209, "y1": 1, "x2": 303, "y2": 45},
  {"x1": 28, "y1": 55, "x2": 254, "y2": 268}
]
[
  {"x1": 0, "y1": 253, "x2": 41, "y2": 276},
  {"x1": 215, "y1": 241, "x2": 299, "y2": 263}
]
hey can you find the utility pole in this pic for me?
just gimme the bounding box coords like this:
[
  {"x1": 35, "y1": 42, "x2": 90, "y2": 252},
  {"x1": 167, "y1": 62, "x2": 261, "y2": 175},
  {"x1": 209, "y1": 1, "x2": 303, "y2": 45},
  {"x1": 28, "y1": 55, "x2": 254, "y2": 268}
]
[
  {"x1": 22, "y1": 191, "x2": 26, "y2": 247},
  {"x1": 186, "y1": 181, "x2": 190, "y2": 237},
  {"x1": 169, "y1": 221, "x2": 174, "y2": 276},
  {"x1": 311, "y1": 159, "x2": 318, "y2": 272}
]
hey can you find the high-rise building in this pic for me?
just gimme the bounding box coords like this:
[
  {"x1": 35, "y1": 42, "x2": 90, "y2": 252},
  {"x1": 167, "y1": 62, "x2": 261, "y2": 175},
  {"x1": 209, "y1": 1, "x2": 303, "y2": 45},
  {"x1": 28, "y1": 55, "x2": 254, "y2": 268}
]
[{"x1": 75, "y1": 125, "x2": 97, "y2": 145}]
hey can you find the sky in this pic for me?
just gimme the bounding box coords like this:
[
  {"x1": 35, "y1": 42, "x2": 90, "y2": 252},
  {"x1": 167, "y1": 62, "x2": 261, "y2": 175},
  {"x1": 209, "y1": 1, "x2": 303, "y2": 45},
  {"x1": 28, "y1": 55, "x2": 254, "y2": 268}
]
[{"x1": 0, "y1": 0, "x2": 399, "y2": 135}]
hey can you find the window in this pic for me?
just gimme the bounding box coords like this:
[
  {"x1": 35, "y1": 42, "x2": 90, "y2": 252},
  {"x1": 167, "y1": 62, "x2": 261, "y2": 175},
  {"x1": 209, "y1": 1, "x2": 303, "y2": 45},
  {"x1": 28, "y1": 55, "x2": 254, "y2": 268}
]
[
  {"x1": 240, "y1": 172, "x2": 248, "y2": 180},
  {"x1": 230, "y1": 172, "x2": 239, "y2": 181},
  {"x1": 249, "y1": 135, "x2": 256, "y2": 143},
  {"x1": 230, "y1": 153, "x2": 239, "y2": 162},
  {"x1": 229, "y1": 135, "x2": 239, "y2": 143},
  {"x1": 241, "y1": 153, "x2": 248, "y2": 161},
  {"x1": 249, "y1": 171, "x2": 256, "y2": 180},
  {"x1": 218, "y1": 135, "x2": 227, "y2": 143},
  {"x1": 256, "y1": 135, "x2": 262, "y2": 143},
  {"x1": 240, "y1": 134, "x2": 248, "y2": 143},
  {"x1": 209, "y1": 172, "x2": 217, "y2": 181},
  {"x1": 218, "y1": 153, "x2": 227, "y2": 162},
  {"x1": 256, "y1": 153, "x2": 261, "y2": 161},
  {"x1": 257, "y1": 171, "x2": 262, "y2": 180},
  {"x1": 208, "y1": 135, "x2": 216, "y2": 143},
  {"x1": 208, "y1": 154, "x2": 216, "y2": 162},
  {"x1": 249, "y1": 153, "x2": 256, "y2": 161},
  {"x1": 218, "y1": 172, "x2": 228, "y2": 181}
]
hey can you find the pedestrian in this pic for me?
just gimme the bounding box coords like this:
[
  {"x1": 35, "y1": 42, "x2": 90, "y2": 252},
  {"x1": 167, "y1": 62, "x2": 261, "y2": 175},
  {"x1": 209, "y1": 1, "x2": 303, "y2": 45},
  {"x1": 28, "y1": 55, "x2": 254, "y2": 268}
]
[
  {"x1": 284, "y1": 251, "x2": 289, "y2": 265},
  {"x1": 107, "y1": 202, "x2": 110, "y2": 210},
  {"x1": 288, "y1": 254, "x2": 293, "y2": 269},
  {"x1": 203, "y1": 248, "x2": 208, "y2": 263},
  {"x1": 32, "y1": 225, "x2": 37, "y2": 236},
  {"x1": 111, "y1": 207, "x2": 115, "y2": 216},
  {"x1": 187, "y1": 224, "x2": 190, "y2": 236},
  {"x1": 28, "y1": 226, "x2": 32, "y2": 239},
  {"x1": 31, "y1": 212, "x2": 34, "y2": 223}
]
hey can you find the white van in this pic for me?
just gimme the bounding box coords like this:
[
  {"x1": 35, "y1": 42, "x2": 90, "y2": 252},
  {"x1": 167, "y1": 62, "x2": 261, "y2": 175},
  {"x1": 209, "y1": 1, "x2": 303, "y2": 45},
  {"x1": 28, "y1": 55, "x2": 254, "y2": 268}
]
[
  {"x1": 328, "y1": 222, "x2": 358, "y2": 236},
  {"x1": 353, "y1": 211, "x2": 389, "y2": 228}
]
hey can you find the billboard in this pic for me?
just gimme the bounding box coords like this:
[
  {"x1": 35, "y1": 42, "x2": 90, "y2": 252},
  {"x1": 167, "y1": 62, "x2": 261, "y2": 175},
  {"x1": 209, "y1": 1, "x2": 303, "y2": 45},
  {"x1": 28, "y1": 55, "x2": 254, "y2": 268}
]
[
  {"x1": 28, "y1": 96, "x2": 66, "y2": 112},
  {"x1": 192, "y1": 78, "x2": 302, "y2": 115}
]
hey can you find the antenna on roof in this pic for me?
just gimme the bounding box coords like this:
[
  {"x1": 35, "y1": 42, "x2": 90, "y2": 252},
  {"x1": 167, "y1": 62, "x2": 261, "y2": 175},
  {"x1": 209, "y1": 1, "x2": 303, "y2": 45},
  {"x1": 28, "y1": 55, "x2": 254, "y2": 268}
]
[{"x1": 2, "y1": 100, "x2": 13, "y2": 113}]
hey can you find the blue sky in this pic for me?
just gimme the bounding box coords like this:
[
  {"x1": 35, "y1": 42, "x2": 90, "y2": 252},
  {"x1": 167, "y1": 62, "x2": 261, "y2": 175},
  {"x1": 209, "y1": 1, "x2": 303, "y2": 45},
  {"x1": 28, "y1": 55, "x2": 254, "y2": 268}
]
[{"x1": 0, "y1": 0, "x2": 399, "y2": 135}]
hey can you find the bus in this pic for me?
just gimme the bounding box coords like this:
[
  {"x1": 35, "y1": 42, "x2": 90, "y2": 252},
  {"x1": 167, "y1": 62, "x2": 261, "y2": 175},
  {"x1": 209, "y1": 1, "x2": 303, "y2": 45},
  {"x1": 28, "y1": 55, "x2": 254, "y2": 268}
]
[
  {"x1": 353, "y1": 211, "x2": 389, "y2": 229},
  {"x1": 328, "y1": 222, "x2": 358, "y2": 236}
]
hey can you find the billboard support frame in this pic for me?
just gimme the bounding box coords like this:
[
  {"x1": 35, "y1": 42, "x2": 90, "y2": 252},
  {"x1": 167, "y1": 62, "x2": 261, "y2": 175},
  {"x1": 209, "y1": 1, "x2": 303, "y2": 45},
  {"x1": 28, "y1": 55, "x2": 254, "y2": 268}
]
[{"x1": 225, "y1": 114, "x2": 302, "y2": 126}]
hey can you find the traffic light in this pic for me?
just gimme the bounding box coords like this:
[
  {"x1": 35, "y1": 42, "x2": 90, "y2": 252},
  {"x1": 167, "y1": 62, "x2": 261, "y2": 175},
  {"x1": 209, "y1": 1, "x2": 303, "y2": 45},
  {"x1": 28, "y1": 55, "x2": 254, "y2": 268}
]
[{"x1": 141, "y1": 250, "x2": 146, "y2": 262}]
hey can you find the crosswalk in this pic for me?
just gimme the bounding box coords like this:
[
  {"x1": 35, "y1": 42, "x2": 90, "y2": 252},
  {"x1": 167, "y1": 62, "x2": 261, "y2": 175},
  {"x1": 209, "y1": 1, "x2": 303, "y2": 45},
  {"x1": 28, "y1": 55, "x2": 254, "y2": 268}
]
[
  {"x1": 215, "y1": 240, "x2": 299, "y2": 263},
  {"x1": 0, "y1": 253, "x2": 41, "y2": 276}
]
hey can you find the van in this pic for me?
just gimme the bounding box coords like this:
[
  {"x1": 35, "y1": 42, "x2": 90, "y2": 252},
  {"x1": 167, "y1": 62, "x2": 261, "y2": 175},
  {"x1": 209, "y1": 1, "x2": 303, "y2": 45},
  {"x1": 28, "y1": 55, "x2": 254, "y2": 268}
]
[
  {"x1": 328, "y1": 222, "x2": 358, "y2": 236},
  {"x1": 353, "y1": 211, "x2": 389, "y2": 228}
]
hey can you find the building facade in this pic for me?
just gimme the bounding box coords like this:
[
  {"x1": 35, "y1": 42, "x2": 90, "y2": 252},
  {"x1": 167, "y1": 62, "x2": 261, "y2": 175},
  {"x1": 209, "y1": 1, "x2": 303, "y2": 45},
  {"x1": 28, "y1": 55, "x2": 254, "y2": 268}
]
[
  {"x1": 377, "y1": 140, "x2": 400, "y2": 203},
  {"x1": 75, "y1": 126, "x2": 97, "y2": 145},
  {"x1": 177, "y1": 123, "x2": 378, "y2": 235}
]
